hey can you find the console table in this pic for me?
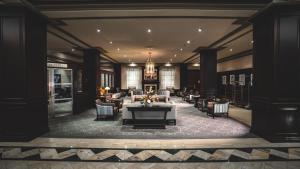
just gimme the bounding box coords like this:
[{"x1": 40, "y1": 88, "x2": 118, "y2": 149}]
[{"x1": 127, "y1": 105, "x2": 172, "y2": 129}]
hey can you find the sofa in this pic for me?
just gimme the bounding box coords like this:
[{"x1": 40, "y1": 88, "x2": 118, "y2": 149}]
[
  {"x1": 130, "y1": 89, "x2": 170, "y2": 103},
  {"x1": 122, "y1": 100, "x2": 177, "y2": 125}
]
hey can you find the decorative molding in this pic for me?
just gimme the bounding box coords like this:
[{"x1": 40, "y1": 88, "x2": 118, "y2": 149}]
[{"x1": 217, "y1": 49, "x2": 252, "y2": 63}]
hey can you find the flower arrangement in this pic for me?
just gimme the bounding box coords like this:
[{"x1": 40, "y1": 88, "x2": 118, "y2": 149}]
[{"x1": 141, "y1": 86, "x2": 154, "y2": 106}]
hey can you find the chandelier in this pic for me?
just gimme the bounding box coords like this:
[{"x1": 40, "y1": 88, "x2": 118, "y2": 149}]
[{"x1": 145, "y1": 52, "x2": 155, "y2": 77}]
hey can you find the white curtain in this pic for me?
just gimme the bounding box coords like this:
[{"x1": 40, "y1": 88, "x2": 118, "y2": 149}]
[
  {"x1": 160, "y1": 67, "x2": 175, "y2": 89},
  {"x1": 127, "y1": 67, "x2": 142, "y2": 89}
]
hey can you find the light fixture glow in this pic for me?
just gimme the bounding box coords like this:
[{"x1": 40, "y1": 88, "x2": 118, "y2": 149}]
[
  {"x1": 229, "y1": 48, "x2": 233, "y2": 52},
  {"x1": 180, "y1": 48, "x2": 183, "y2": 51},
  {"x1": 165, "y1": 62, "x2": 172, "y2": 67},
  {"x1": 145, "y1": 52, "x2": 155, "y2": 78},
  {"x1": 129, "y1": 62, "x2": 137, "y2": 67},
  {"x1": 109, "y1": 41, "x2": 113, "y2": 44},
  {"x1": 174, "y1": 54, "x2": 177, "y2": 57},
  {"x1": 117, "y1": 48, "x2": 120, "y2": 51},
  {"x1": 147, "y1": 28, "x2": 152, "y2": 33},
  {"x1": 251, "y1": 40, "x2": 254, "y2": 44},
  {"x1": 193, "y1": 63, "x2": 200, "y2": 67},
  {"x1": 97, "y1": 29, "x2": 101, "y2": 33},
  {"x1": 71, "y1": 48, "x2": 75, "y2": 52},
  {"x1": 198, "y1": 28, "x2": 202, "y2": 32},
  {"x1": 187, "y1": 40, "x2": 191, "y2": 44}
]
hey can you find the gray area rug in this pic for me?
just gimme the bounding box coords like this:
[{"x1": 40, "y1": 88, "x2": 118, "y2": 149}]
[{"x1": 42, "y1": 97, "x2": 256, "y2": 139}]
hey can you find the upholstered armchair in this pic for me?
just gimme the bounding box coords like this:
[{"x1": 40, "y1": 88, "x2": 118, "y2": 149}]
[
  {"x1": 130, "y1": 89, "x2": 144, "y2": 102},
  {"x1": 207, "y1": 100, "x2": 229, "y2": 119},
  {"x1": 166, "y1": 86, "x2": 175, "y2": 96},
  {"x1": 185, "y1": 90, "x2": 200, "y2": 103},
  {"x1": 157, "y1": 90, "x2": 170, "y2": 102},
  {"x1": 95, "y1": 99, "x2": 117, "y2": 120},
  {"x1": 128, "y1": 86, "x2": 136, "y2": 96}
]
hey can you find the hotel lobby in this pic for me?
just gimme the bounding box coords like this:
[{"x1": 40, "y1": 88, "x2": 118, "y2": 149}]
[{"x1": 0, "y1": 0, "x2": 300, "y2": 168}]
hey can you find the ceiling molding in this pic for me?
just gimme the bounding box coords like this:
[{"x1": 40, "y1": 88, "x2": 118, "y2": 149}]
[
  {"x1": 217, "y1": 49, "x2": 252, "y2": 63},
  {"x1": 101, "y1": 53, "x2": 119, "y2": 64},
  {"x1": 53, "y1": 16, "x2": 247, "y2": 20},
  {"x1": 48, "y1": 30, "x2": 81, "y2": 48},
  {"x1": 47, "y1": 55, "x2": 83, "y2": 64},
  {"x1": 29, "y1": 2, "x2": 268, "y2": 11},
  {"x1": 183, "y1": 53, "x2": 199, "y2": 63},
  {"x1": 217, "y1": 29, "x2": 252, "y2": 48},
  {"x1": 208, "y1": 22, "x2": 250, "y2": 49},
  {"x1": 49, "y1": 24, "x2": 92, "y2": 48}
]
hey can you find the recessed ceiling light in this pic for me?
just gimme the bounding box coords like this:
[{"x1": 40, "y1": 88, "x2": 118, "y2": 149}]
[
  {"x1": 229, "y1": 48, "x2": 233, "y2": 52},
  {"x1": 180, "y1": 48, "x2": 183, "y2": 51},
  {"x1": 109, "y1": 41, "x2": 113, "y2": 44},
  {"x1": 187, "y1": 40, "x2": 191, "y2": 44},
  {"x1": 251, "y1": 40, "x2": 254, "y2": 44},
  {"x1": 117, "y1": 48, "x2": 120, "y2": 51},
  {"x1": 71, "y1": 48, "x2": 75, "y2": 52},
  {"x1": 174, "y1": 54, "x2": 177, "y2": 57},
  {"x1": 97, "y1": 29, "x2": 101, "y2": 33},
  {"x1": 198, "y1": 28, "x2": 202, "y2": 32},
  {"x1": 147, "y1": 28, "x2": 152, "y2": 33}
]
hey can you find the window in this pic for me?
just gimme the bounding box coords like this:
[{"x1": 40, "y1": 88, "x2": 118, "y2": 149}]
[
  {"x1": 101, "y1": 74, "x2": 105, "y2": 87},
  {"x1": 127, "y1": 67, "x2": 142, "y2": 89},
  {"x1": 105, "y1": 74, "x2": 109, "y2": 87},
  {"x1": 160, "y1": 67, "x2": 175, "y2": 89}
]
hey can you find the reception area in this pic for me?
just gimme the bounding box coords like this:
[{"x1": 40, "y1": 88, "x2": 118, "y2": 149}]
[{"x1": 0, "y1": 0, "x2": 300, "y2": 168}]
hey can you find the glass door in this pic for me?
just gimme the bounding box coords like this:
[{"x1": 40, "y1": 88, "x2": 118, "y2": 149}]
[{"x1": 48, "y1": 68, "x2": 73, "y2": 118}]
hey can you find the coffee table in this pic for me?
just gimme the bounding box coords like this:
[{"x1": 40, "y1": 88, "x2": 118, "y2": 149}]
[{"x1": 127, "y1": 105, "x2": 172, "y2": 129}]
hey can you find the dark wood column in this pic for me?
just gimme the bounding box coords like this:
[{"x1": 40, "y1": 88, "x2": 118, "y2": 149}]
[
  {"x1": 0, "y1": 6, "x2": 48, "y2": 141},
  {"x1": 180, "y1": 64, "x2": 188, "y2": 89},
  {"x1": 113, "y1": 63, "x2": 121, "y2": 89},
  {"x1": 83, "y1": 49, "x2": 100, "y2": 106},
  {"x1": 250, "y1": 3, "x2": 300, "y2": 142},
  {"x1": 199, "y1": 49, "x2": 217, "y2": 97}
]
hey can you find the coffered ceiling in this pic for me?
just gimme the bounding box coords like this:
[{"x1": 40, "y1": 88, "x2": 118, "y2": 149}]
[{"x1": 41, "y1": 4, "x2": 261, "y2": 64}]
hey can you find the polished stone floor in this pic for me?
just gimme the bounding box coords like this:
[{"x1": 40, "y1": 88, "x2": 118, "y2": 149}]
[
  {"x1": 1, "y1": 138, "x2": 300, "y2": 169},
  {"x1": 1, "y1": 160, "x2": 300, "y2": 169}
]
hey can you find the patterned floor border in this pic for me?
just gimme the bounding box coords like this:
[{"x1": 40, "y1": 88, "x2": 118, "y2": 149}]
[{"x1": 1, "y1": 146, "x2": 300, "y2": 163}]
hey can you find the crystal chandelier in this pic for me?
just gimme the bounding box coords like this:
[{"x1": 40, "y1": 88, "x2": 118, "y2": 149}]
[{"x1": 145, "y1": 52, "x2": 155, "y2": 77}]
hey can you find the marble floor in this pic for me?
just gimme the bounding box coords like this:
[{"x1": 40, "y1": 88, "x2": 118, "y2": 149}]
[
  {"x1": 1, "y1": 160, "x2": 300, "y2": 169},
  {"x1": 1, "y1": 138, "x2": 300, "y2": 168}
]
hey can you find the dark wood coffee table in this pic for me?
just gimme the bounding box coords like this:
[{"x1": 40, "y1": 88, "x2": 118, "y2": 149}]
[{"x1": 127, "y1": 105, "x2": 172, "y2": 129}]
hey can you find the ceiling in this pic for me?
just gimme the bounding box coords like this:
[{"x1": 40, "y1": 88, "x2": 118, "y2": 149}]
[{"x1": 40, "y1": 4, "x2": 261, "y2": 64}]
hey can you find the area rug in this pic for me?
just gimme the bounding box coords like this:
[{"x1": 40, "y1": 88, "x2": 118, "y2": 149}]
[{"x1": 42, "y1": 97, "x2": 256, "y2": 139}]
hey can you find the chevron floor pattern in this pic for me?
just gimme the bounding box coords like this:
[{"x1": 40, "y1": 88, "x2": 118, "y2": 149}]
[{"x1": 1, "y1": 146, "x2": 300, "y2": 162}]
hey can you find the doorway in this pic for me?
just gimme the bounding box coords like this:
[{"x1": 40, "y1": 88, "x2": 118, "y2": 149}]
[{"x1": 48, "y1": 68, "x2": 73, "y2": 118}]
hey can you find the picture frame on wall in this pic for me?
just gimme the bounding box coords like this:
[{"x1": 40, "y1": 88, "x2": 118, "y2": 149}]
[
  {"x1": 222, "y1": 75, "x2": 227, "y2": 85},
  {"x1": 239, "y1": 74, "x2": 246, "y2": 86},
  {"x1": 230, "y1": 74, "x2": 235, "y2": 85}
]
